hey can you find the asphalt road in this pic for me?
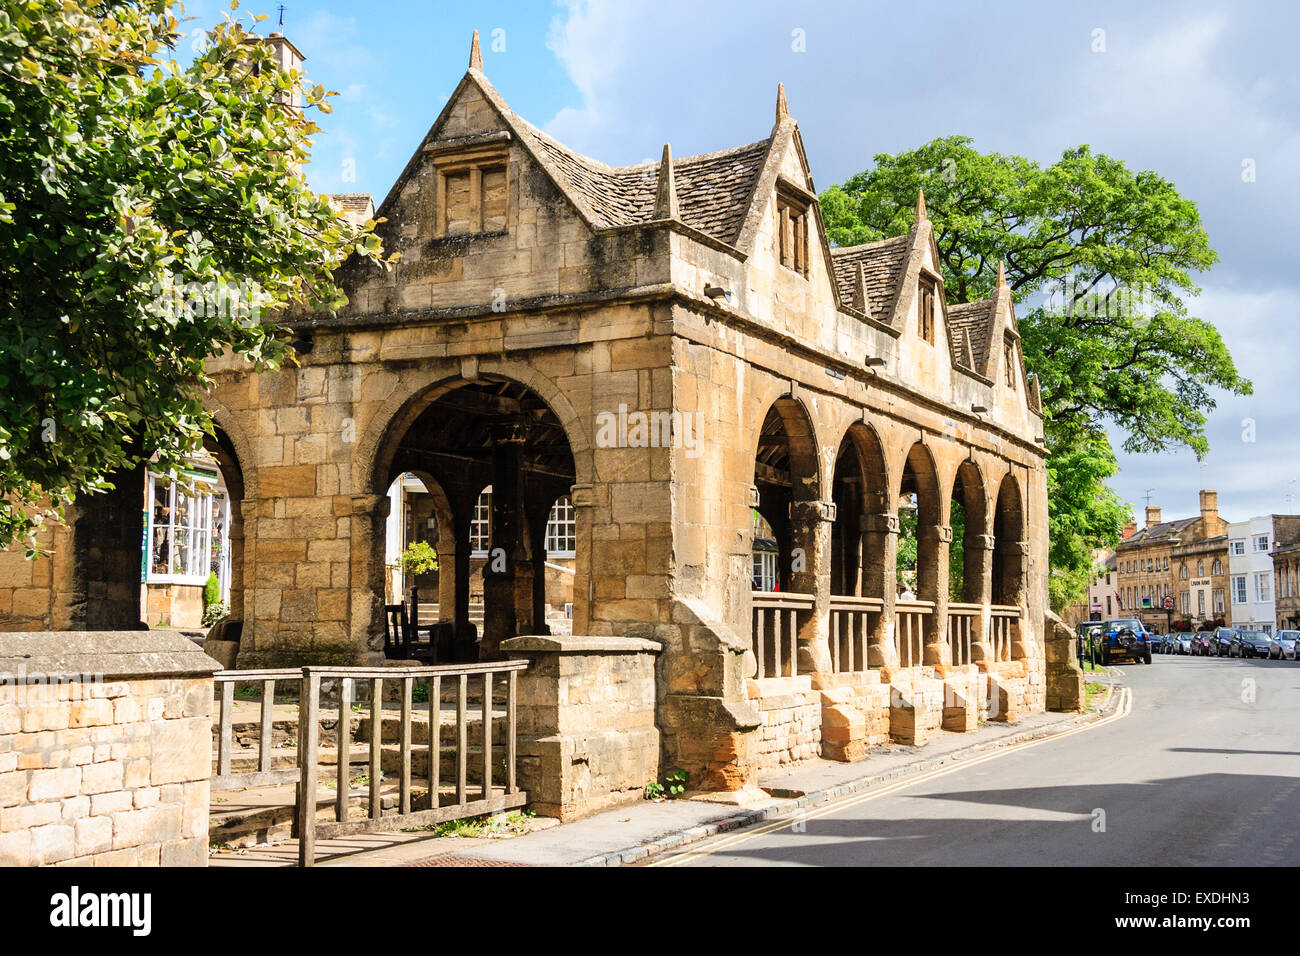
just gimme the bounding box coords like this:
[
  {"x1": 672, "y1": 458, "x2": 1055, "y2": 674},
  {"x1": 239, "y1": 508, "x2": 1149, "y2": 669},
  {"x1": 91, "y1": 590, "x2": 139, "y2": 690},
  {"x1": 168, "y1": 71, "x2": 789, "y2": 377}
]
[{"x1": 655, "y1": 655, "x2": 1300, "y2": 866}]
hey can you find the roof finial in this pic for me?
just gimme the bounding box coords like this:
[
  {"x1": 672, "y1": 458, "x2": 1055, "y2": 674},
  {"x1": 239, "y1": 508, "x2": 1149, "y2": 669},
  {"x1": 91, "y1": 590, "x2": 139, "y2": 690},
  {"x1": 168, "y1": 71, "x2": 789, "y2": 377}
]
[
  {"x1": 851, "y1": 262, "x2": 871, "y2": 316},
  {"x1": 469, "y1": 30, "x2": 483, "y2": 71},
  {"x1": 996, "y1": 259, "x2": 1007, "y2": 289},
  {"x1": 775, "y1": 82, "x2": 789, "y2": 124},
  {"x1": 653, "y1": 143, "x2": 679, "y2": 220},
  {"x1": 915, "y1": 188, "x2": 927, "y2": 222}
]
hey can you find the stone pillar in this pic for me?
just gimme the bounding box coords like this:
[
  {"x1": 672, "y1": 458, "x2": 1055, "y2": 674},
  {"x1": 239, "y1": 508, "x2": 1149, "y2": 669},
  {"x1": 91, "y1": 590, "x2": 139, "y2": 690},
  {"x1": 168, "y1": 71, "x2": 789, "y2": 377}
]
[
  {"x1": 502, "y1": 635, "x2": 662, "y2": 820},
  {"x1": 525, "y1": 493, "x2": 552, "y2": 636},
  {"x1": 789, "y1": 499, "x2": 835, "y2": 675},
  {"x1": 998, "y1": 537, "x2": 1030, "y2": 658},
  {"x1": 967, "y1": 533, "x2": 995, "y2": 667},
  {"x1": 919, "y1": 523, "x2": 953, "y2": 667},
  {"x1": 481, "y1": 423, "x2": 526, "y2": 659},
  {"x1": 861, "y1": 512, "x2": 899, "y2": 669},
  {"x1": 226, "y1": 500, "x2": 245, "y2": 621},
  {"x1": 451, "y1": 501, "x2": 474, "y2": 659},
  {"x1": 349, "y1": 493, "x2": 390, "y2": 662}
]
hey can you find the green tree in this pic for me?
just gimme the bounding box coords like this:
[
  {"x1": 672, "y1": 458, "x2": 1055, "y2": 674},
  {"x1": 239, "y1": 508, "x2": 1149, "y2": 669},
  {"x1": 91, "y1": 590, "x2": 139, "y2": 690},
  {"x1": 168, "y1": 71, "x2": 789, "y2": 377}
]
[
  {"x1": 822, "y1": 136, "x2": 1250, "y2": 610},
  {"x1": 0, "y1": 1, "x2": 390, "y2": 552}
]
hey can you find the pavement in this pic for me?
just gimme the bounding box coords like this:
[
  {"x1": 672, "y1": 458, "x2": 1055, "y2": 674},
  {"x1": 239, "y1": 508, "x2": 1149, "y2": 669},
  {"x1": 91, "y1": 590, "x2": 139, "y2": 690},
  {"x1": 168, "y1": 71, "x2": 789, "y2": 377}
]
[
  {"x1": 212, "y1": 670, "x2": 1121, "y2": 867},
  {"x1": 653, "y1": 654, "x2": 1300, "y2": 866}
]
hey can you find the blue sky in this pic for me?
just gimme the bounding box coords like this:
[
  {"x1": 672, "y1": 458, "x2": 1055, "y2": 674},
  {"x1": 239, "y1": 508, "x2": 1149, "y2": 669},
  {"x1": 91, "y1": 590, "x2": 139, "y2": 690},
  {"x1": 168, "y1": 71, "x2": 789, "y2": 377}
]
[{"x1": 182, "y1": 1, "x2": 1300, "y2": 526}]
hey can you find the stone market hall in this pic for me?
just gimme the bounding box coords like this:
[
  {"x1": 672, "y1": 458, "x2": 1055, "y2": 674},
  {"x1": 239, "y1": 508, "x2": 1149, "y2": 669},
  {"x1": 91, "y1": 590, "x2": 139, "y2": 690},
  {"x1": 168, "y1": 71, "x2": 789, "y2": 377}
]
[{"x1": 0, "y1": 33, "x2": 1079, "y2": 794}]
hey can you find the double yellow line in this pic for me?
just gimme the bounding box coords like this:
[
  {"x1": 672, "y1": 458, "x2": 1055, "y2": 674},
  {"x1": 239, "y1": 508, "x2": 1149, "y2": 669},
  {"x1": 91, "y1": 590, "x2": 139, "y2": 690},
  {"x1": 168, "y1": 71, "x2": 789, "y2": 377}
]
[{"x1": 652, "y1": 687, "x2": 1132, "y2": 866}]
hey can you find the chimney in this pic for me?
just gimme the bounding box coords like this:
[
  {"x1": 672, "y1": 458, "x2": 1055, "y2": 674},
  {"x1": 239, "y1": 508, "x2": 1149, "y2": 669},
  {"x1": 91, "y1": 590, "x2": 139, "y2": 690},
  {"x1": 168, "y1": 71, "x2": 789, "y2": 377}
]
[
  {"x1": 1145, "y1": 505, "x2": 1162, "y2": 528},
  {"x1": 244, "y1": 32, "x2": 306, "y2": 109},
  {"x1": 1199, "y1": 489, "x2": 1219, "y2": 526},
  {"x1": 1121, "y1": 522, "x2": 1137, "y2": 540}
]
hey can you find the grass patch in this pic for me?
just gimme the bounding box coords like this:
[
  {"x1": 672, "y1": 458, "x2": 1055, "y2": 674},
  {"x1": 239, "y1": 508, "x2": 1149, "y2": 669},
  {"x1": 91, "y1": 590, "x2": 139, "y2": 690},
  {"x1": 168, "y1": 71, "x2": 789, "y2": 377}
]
[
  {"x1": 401, "y1": 810, "x2": 535, "y2": 838},
  {"x1": 1084, "y1": 681, "x2": 1109, "y2": 711}
]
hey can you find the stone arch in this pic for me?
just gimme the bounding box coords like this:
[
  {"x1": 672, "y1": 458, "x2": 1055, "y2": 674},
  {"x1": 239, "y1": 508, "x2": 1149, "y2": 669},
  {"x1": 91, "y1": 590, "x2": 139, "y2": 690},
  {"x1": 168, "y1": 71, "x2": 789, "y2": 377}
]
[
  {"x1": 357, "y1": 359, "x2": 591, "y2": 500},
  {"x1": 204, "y1": 398, "x2": 258, "y2": 500},
  {"x1": 364, "y1": 372, "x2": 581, "y2": 660},
  {"x1": 898, "y1": 441, "x2": 942, "y2": 603},
  {"x1": 829, "y1": 421, "x2": 891, "y2": 596},
  {"x1": 992, "y1": 472, "x2": 1026, "y2": 607},
  {"x1": 751, "y1": 394, "x2": 822, "y2": 591},
  {"x1": 948, "y1": 457, "x2": 989, "y2": 605}
]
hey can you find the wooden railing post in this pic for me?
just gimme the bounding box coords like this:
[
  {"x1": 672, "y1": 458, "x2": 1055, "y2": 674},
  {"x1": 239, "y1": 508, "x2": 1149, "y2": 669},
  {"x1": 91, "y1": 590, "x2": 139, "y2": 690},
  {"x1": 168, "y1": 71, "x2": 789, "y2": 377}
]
[{"x1": 297, "y1": 669, "x2": 321, "y2": 868}]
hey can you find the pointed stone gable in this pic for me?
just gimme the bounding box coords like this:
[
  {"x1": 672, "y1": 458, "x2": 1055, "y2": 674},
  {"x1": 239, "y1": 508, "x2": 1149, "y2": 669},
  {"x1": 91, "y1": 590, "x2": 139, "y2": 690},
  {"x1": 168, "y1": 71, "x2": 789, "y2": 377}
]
[
  {"x1": 830, "y1": 236, "x2": 909, "y2": 320},
  {"x1": 947, "y1": 299, "x2": 995, "y2": 376}
]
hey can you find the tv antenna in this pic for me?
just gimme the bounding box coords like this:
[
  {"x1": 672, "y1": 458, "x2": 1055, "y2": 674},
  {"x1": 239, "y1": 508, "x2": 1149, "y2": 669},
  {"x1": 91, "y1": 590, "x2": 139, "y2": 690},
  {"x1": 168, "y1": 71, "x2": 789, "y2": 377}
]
[{"x1": 1141, "y1": 488, "x2": 1155, "y2": 510}]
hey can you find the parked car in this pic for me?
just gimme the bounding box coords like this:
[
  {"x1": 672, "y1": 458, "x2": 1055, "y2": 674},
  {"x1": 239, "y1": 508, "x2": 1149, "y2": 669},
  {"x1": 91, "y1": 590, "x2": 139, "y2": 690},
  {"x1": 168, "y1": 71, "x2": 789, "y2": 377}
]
[
  {"x1": 1175, "y1": 634, "x2": 1193, "y2": 655},
  {"x1": 1191, "y1": 631, "x2": 1215, "y2": 656},
  {"x1": 1211, "y1": 627, "x2": 1237, "y2": 657},
  {"x1": 1274, "y1": 630, "x2": 1300, "y2": 661},
  {"x1": 1097, "y1": 618, "x2": 1153, "y2": 664},
  {"x1": 1232, "y1": 630, "x2": 1274, "y2": 658}
]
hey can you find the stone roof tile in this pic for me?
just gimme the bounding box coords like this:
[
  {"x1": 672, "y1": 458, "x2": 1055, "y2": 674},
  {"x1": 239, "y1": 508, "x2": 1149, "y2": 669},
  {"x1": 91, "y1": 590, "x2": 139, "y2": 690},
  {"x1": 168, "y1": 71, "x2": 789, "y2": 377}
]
[{"x1": 828, "y1": 236, "x2": 910, "y2": 320}]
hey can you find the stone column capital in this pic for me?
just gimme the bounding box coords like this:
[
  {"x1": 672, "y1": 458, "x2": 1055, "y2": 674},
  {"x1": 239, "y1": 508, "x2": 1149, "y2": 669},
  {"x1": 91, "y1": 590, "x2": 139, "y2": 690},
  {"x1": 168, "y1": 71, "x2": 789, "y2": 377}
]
[
  {"x1": 967, "y1": 533, "x2": 996, "y2": 551},
  {"x1": 919, "y1": 524, "x2": 953, "y2": 544},
  {"x1": 570, "y1": 482, "x2": 594, "y2": 507},
  {"x1": 748, "y1": 485, "x2": 761, "y2": 508},
  {"x1": 860, "y1": 512, "x2": 899, "y2": 535},
  {"x1": 998, "y1": 539, "x2": 1030, "y2": 556},
  {"x1": 789, "y1": 499, "x2": 837, "y2": 523}
]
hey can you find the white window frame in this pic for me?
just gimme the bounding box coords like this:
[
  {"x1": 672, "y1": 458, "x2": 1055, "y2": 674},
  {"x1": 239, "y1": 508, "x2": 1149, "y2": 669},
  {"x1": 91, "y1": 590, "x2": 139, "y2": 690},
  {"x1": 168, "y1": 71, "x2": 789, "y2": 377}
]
[
  {"x1": 145, "y1": 468, "x2": 228, "y2": 589},
  {"x1": 1253, "y1": 534, "x2": 1271, "y2": 553},
  {"x1": 470, "y1": 488, "x2": 492, "y2": 556},
  {"x1": 544, "y1": 495, "x2": 577, "y2": 558},
  {"x1": 1255, "y1": 571, "x2": 1272, "y2": 603},
  {"x1": 1232, "y1": 575, "x2": 1248, "y2": 606}
]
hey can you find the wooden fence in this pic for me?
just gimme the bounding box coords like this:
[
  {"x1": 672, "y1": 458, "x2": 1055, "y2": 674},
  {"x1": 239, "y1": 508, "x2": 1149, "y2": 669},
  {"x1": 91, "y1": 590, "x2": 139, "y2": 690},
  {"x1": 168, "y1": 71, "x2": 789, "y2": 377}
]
[{"x1": 213, "y1": 660, "x2": 529, "y2": 867}]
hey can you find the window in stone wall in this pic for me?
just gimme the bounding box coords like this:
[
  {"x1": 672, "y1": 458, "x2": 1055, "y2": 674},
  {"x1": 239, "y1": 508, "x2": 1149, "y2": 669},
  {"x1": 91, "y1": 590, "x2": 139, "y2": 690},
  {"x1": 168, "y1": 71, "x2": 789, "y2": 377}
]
[
  {"x1": 1004, "y1": 339, "x2": 1016, "y2": 387},
  {"x1": 434, "y1": 149, "x2": 509, "y2": 238},
  {"x1": 918, "y1": 278, "x2": 936, "y2": 344},
  {"x1": 1211, "y1": 558, "x2": 1222, "y2": 575},
  {"x1": 544, "y1": 495, "x2": 576, "y2": 557},
  {"x1": 1180, "y1": 563, "x2": 1188, "y2": 580},
  {"x1": 146, "y1": 464, "x2": 229, "y2": 592},
  {"x1": 776, "y1": 187, "x2": 809, "y2": 276},
  {"x1": 470, "y1": 487, "x2": 492, "y2": 555}
]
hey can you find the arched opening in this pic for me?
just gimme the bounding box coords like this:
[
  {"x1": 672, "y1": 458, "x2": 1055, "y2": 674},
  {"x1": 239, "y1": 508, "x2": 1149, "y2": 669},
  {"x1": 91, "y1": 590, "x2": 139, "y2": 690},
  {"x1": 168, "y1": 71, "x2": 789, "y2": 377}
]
[
  {"x1": 949, "y1": 459, "x2": 987, "y2": 604},
  {"x1": 898, "y1": 443, "x2": 941, "y2": 602},
  {"x1": 827, "y1": 423, "x2": 891, "y2": 671},
  {"x1": 373, "y1": 377, "x2": 577, "y2": 660},
  {"x1": 751, "y1": 397, "x2": 820, "y2": 591},
  {"x1": 749, "y1": 396, "x2": 820, "y2": 677},
  {"x1": 992, "y1": 473, "x2": 1025, "y2": 607}
]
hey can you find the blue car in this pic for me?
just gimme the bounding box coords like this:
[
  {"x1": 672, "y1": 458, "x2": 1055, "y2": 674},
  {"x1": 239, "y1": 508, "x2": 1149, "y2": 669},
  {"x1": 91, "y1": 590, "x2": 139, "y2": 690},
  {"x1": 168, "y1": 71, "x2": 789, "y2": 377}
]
[{"x1": 1098, "y1": 618, "x2": 1153, "y2": 665}]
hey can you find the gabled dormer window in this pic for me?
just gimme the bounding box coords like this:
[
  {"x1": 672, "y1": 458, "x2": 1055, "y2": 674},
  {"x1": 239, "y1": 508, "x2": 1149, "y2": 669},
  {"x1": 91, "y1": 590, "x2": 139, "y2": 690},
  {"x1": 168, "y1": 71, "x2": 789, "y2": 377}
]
[
  {"x1": 433, "y1": 147, "x2": 509, "y2": 238},
  {"x1": 776, "y1": 187, "x2": 809, "y2": 276},
  {"x1": 918, "y1": 278, "x2": 936, "y2": 344},
  {"x1": 1004, "y1": 339, "x2": 1016, "y2": 387}
]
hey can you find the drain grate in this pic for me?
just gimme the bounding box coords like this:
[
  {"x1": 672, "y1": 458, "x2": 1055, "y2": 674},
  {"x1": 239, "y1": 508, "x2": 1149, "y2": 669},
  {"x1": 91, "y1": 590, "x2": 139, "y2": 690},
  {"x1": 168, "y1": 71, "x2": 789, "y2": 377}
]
[{"x1": 406, "y1": 855, "x2": 530, "y2": 867}]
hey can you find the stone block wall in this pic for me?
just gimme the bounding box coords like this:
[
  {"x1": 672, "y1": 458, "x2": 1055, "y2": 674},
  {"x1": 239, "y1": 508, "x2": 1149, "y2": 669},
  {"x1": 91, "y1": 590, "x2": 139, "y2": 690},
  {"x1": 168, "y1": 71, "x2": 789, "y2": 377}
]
[
  {"x1": 0, "y1": 631, "x2": 218, "y2": 866},
  {"x1": 818, "y1": 672, "x2": 891, "y2": 762},
  {"x1": 503, "y1": 635, "x2": 660, "y2": 821},
  {"x1": 746, "y1": 677, "x2": 822, "y2": 772}
]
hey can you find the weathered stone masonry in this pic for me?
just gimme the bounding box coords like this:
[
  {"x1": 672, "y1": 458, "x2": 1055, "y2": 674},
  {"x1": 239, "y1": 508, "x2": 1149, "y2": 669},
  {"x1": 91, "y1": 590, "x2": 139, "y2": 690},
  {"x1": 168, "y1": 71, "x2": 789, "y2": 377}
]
[{"x1": 2, "y1": 34, "x2": 1075, "y2": 796}]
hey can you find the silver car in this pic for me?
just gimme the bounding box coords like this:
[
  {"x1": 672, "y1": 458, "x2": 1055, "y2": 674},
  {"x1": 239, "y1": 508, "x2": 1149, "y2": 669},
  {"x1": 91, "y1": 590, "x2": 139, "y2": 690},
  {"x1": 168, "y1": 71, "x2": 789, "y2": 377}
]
[{"x1": 1272, "y1": 630, "x2": 1299, "y2": 660}]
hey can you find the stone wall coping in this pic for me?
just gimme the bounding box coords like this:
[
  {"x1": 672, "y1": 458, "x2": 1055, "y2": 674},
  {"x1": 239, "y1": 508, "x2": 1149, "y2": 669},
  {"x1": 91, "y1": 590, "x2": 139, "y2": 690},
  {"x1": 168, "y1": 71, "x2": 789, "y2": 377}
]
[
  {"x1": 502, "y1": 635, "x2": 663, "y2": 655},
  {"x1": 0, "y1": 630, "x2": 222, "y2": 682}
]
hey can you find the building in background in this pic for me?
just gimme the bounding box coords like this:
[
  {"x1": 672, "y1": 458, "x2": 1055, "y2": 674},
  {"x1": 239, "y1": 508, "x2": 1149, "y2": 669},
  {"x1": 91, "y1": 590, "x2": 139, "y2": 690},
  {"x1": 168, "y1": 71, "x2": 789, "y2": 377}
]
[
  {"x1": 1227, "y1": 515, "x2": 1300, "y2": 633},
  {"x1": 1272, "y1": 539, "x2": 1300, "y2": 631},
  {"x1": 1062, "y1": 545, "x2": 1123, "y2": 627},
  {"x1": 1116, "y1": 491, "x2": 1229, "y2": 631}
]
